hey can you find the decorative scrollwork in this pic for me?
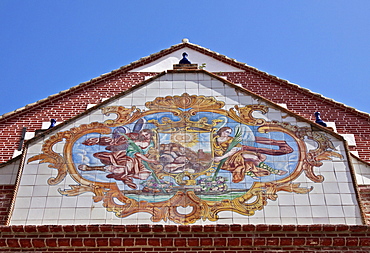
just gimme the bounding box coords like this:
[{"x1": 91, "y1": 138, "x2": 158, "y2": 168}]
[
  {"x1": 102, "y1": 106, "x2": 142, "y2": 127},
  {"x1": 27, "y1": 93, "x2": 343, "y2": 224}
]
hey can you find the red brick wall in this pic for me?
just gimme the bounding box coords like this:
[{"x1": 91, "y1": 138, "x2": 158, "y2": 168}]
[
  {"x1": 359, "y1": 185, "x2": 370, "y2": 225},
  {"x1": 0, "y1": 224, "x2": 369, "y2": 252},
  {"x1": 0, "y1": 72, "x2": 157, "y2": 163},
  {"x1": 225, "y1": 72, "x2": 370, "y2": 161},
  {"x1": 0, "y1": 185, "x2": 15, "y2": 225}
]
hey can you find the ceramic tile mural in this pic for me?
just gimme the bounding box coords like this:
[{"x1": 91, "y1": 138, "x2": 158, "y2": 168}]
[{"x1": 11, "y1": 73, "x2": 362, "y2": 225}]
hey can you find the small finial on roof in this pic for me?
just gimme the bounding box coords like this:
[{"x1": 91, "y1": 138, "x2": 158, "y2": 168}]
[
  {"x1": 314, "y1": 112, "x2": 327, "y2": 127},
  {"x1": 182, "y1": 38, "x2": 189, "y2": 43},
  {"x1": 48, "y1": 119, "x2": 57, "y2": 129},
  {"x1": 179, "y1": 52, "x2": 191, "y2": 64}
]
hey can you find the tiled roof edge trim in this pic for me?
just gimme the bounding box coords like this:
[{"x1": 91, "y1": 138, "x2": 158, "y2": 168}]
[{"x1": 1, "y1": 41, "x2": 369, "y2": 121}]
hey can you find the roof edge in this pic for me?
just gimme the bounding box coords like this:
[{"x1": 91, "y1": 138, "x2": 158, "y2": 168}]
[{"x1": 1, "y1": 40, "x2": 369, "y2": 122}]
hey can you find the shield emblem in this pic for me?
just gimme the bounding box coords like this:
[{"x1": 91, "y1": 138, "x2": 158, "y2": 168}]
[{"x1": 146, "y1": 127, "x2": 216, "y2": 189}]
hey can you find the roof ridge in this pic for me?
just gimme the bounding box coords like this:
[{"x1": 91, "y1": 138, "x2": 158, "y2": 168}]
[
  {"x1": 0, "y1": 42, "x2": 187, "y2": 121},
  {"x1": 185, "y1": 43, "x2": 370, "y2": 119},
  {"x1": 1, "y1": 40, "x2": 369, "y2": 121}
]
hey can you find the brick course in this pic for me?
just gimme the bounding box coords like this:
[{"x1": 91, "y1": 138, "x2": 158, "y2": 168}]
[{"x1": 0, "y1": 224, "x2": 369, "y2": 252}]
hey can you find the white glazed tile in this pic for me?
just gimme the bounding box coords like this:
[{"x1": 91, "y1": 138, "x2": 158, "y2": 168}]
[
  {"x1": 185, "y1": 88, "x2": 198, "y2": 95},
  {"x1": 338, "y1": 182, "x2": 355, "y2": 193},
  {"x1": 45, "y1": 197, "x2": 62, "y2": 208},
  {"x1": 90, "y1": 207, "x2": 107, "y2": 220},
  {"x1": 264, "y1": 217, "x2": 282, "y2": 224},
  {"x1": 342, "y1": 205, "x2": 361, "y2": 218},
  {"x1": 293, "y1": 194, "x2": 311, "y2": 206},
  {"x1": 172, "y1": 73, "x2": 185, "y2": 81},
  {"x1": 321, "y1": 171, "x2": 337, "y2": 182},
  {"x1": 32, "y1": 185, "x2": 49, "y2": 197},
  {"x1": 57, "y1": 219, "x2": 74, "y2": 225},
  {"x1": 147, "y1": 80, "x2": 160, "y2": 89},
  {"x1": 297, "y1": 217, "x2": 314, "y2": 224},
  {"x1": 198, "y1": 80, "x2": 212, "y2": 89},
  {"x1": 211, "y1": 80, "x2": 225, "y2": 88},
  {"x1": 11, "y1": 208, "x2": 29, "y2": 221},
  {"x1": 35, "y1": 174, "x2": 52, "y2": 185},
  {"x1": 310, "y1": 183, "x2": 324, "y2": 194},
  {"x1": 77, "y1": 196, "x2": 94, "y2": 207},
  {"x1": 216, "y1": 217, "x2": 234, "y2": 225},
  {"x1": 159, "y1": 81, "x2": 172, "y2": 89},
  {"x1": 61, "y1": 197, "x2": 78, "y2": 207},
  {"x1": 277, "y1": 193, "x2": 294, "y2": 205},
  {"x1": 27, "y1": 144, "x2": 43, "y2": 154},
  {"x1": 22, "y1": 163, "x2": 39, "y2": 175},
  {"x1": 308, "y1": 193, "x2": 326, "y2": 205},
  {"x1": 322, "y1": 183, "x2": 340, "y2": 194},
  {"x1": 185, "y1": 80, "x2": 199, "y2": 89},
  {"x1": 280, "y1": 217, "x2": 297, "y2": 224},
  {"x1": 225, "y1": 88, "x2": 238, "y2": 96},
  {"x1": 59, "y1": 208, "x2": 76, "y2": 219},
  {"x1": 345, "y1": 217, "x2": 362, "y2": 225},
  {"x1": 312, "y1": 217, "x2": 330, "y2": 223},
  {"x1": 26, "y1": 220, "x2": 42, "y2": 225},
  {"x1": 329, "y1": 217, "x2": 346, "y2": 224},
  {"x1": 311, "y1": 206, "x2": 329, "y2": 217},
  {"x1": 75, "y1": 208, "x2": 92, "y2": 220},
  {"x1": 324, "y1": 194, "x2": 342, "y2": 205},
  {"x1": 146, "y1": 88, "x2": 161, "y2": 97},
  {"x1": 295, "y1": 206, "x2": 312, "y2": 217},
  {"x1": 224, "y1": 96, "x2": 239, "y2": 105},
  {"x1": 30, "y1": 197, "x2": 47, "y2": 208},
  {"x1": 327, "y1": 206, "x2": 345, "y2": 217},
  {"x1": 28, "y1": 208, "x2": 45, "y2": 220},
  {"x1": 43, "y1": 208, "x2": 60, "y2": 220},
  {"x1": 211, "y1": 88, "x2": 225, "y2": 97},
  {"x1": 198, "y1": 88, "x2": 213, "y2": 96},
  {"x1": 17, "y1": 186, "x2": 34, "y2": 197},
  {"x1": 116, "y1": 97, "x2": 133, "y2": 107},
  {"x1": 264, "y1": 205, "x2": 280, "y2": 218},
  {"x1": 280, "y1": 206, "x2": 296, "y2": 217},
  {"x1": 248, "y1": 216, "x2": 266, "y2": 224},
  {"x1": 335, "y1": 172, "x2": 353, "y2": 183},
  {"x1": 14, "y1": 197, "x2": 31, "y2": 209},
  {"x1": 340, "y1": 194, "x2": 357, "y2": 205}
]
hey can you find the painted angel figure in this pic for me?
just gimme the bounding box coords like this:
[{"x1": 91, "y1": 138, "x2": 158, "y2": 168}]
[
  {"x1": 213, "y1": 127, "x2": 293, "y2": 182},
  {"x1": 78, "y1": 123, "x2": 158, "y2": 189}
]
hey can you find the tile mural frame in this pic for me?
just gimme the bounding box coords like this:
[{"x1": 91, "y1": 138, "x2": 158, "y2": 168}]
[{"x1": 28, "y1": 93, "x2": 343, "y2": 224}]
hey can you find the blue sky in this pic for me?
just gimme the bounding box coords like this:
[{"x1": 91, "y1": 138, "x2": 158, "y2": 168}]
[{"x1": 1, "y1": 1, "x2": 369, "y2": 116}]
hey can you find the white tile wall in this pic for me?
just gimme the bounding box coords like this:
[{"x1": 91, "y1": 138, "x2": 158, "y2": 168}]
[
  {"x1": 9, "y1": 72, "x2": 362, "y2": 226},
  {"x1": 0, "y1": 159, "x2": 20, "y2": 184}
]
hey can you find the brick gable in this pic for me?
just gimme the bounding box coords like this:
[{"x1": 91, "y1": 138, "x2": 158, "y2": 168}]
[{"x1": 0, "y1": 41, "x2": 370, "y2": 252}]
